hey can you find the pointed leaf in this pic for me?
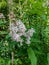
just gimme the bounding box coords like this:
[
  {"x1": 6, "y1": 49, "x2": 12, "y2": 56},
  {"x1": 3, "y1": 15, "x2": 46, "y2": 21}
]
[{"x1": 27, "y1": 47, "x2": 37, "y2": 65}]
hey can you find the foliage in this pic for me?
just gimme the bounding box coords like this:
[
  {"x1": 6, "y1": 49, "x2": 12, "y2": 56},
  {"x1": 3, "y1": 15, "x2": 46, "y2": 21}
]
[{"x1": 0, "y1": 0, "x2": 49, "y2": 65}]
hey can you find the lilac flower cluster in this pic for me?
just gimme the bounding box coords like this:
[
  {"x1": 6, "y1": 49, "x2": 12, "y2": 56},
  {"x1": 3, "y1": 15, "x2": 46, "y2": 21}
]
[{"x1": 9, "y1": 20, "x2": 35, "y2": 46}]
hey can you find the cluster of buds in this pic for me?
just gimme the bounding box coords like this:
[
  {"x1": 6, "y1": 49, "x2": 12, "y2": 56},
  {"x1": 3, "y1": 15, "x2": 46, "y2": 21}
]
[
  {"x1": 42, "y1": 1, "x2": 49, "y2": 7},
  {"x1": 46, "y1": 1, "x2": 49, "y2": 7},
  {"x1": 0, "y1": 13, "x2": 5, "y2": 19},
  {"x1": 9, "y1": 19, "x2": 35, "y2": 46},
  {"x1": 8, "y1": 12, "x2": 16, "y2": 22}
]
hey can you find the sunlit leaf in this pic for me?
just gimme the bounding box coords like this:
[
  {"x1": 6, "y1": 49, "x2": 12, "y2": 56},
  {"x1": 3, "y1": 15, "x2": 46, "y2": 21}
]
[{"x1": 27, "y1": 47, "x2": 37, "y2": 65}]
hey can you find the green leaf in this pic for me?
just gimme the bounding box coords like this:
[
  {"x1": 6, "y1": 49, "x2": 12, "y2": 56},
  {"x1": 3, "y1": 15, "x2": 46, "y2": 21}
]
[
  {"x1": 0, "y1": 31, "x2": 8, "y2": 35},
  {"x1": 47, "y1": 53, "x2": 49, "y2": 65},
  {"x1": 27, "y1": 47, "x2": 37, "y2": 65},
  {"x1": 0, "y1": 20, "x2": 7, "y2": 25},
  {"x1": 0, "y1": 1, "x2": 7, "y2": 9}
]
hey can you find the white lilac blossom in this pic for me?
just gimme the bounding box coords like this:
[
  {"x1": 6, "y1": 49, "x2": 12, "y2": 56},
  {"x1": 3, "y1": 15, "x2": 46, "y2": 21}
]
[
  {"x1": 16, "y1": 20, "x2": 26, "y2": 33},
  {"x1": 26, "y1": 28, "x2": 35, "y2": 37},
  {"x1": 25, "y1": 28, "x2": 35, "y2": 44},
  {"x1": 9, "y1": 22, "x2": 18, "y2": 33},
  {"x1": 11, "y1": 33, "x2": 23, "y2": 42},
  {"x1": 9, "y1": 19, "x2": 35, "y2": 46},
  {"x1": 26, "y1": 37, "x2": 31, "y2": 44}
]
